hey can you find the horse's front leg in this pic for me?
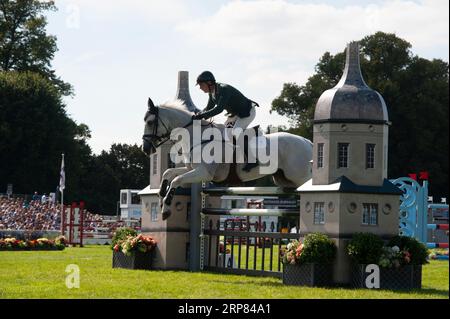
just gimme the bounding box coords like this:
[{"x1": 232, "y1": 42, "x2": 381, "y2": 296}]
[
  {"x1": 161, "y1": 165, "x2": 214, "y2": 220},
  {"x1": 158, "y1": 167, "x2": 190, "y2": 207}
]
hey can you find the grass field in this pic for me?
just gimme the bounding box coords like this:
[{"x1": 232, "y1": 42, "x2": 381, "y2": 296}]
[{"x1": 0, "y1": 245, "x2": 448, "y2": 299}]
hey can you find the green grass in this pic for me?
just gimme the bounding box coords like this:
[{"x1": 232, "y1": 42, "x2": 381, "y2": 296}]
[
  {"x1": 0, "y1": 245, "x2": 448, "y2": 299},
  {"x1": 220, "y1": 242, "x2": 283, "y2": 271}
]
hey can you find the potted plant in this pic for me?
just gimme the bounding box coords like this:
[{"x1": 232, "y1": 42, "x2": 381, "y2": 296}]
[
  {"x1": 281, "y1": 233, "x2": 336, "y2": 287},
  {"x1": 111, "y1": 227, "x2": 138, "y2": 247},
  {"x1": 0, "y1": 236, "x2": 67, "y2": 251},
  {"x1": 347, "y1": 233, "x2": 428, "y2": 289},
  {"x1": 112, "y1": 233, "x2": 157, "y2": 270}
]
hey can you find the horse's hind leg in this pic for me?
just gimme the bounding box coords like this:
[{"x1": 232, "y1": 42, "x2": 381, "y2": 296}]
[{"x1": 272, "y1": 169, "x2": 297, "y2": 188}]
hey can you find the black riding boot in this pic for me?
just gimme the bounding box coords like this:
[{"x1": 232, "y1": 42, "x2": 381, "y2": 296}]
[{"x1": 242, "y1": 126, "x2": 260, "y2": 172}]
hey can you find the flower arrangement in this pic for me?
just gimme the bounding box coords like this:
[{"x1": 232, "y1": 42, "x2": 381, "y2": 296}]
[
  {"x1": 111, "y1": 227, "x2": 138, "y2": 249},
  {"x1": 0, "y1": 236, "x2": 67, "y2": 251},
  {"x1": 54, "y1": 235, "x2": 68, "y2": 248},
  {"x1": 282, "y1": 240, "x2": 304, "y2": 264},
  {"x1": 113, "y1": 234, "x2": 157, "y2": 256},
  {"x1": 379, "y1": 246, "x2": 411, "y2": 268},
  {"x1": 281, "y1": 233, "x2": 337, "y2": 265},
  {"x1": 347, "y1": 233, "x2": 429, "y2": 267}
]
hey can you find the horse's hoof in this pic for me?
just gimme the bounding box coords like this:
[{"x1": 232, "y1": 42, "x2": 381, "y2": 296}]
[
  {"x1": 162, "y1": 210, "x2": 171, "y2": 220},
  {"x1": 159, "y1": 180, "x2": 169, "y2": 197}
]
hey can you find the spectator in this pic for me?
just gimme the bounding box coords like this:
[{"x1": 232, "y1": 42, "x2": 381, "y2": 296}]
[
  {"x1": 0, "y1": 195, "x2": 139, "y2": 235},
  {"x1": 41, "y1": 194, "x2": 47, "y2": 204},
  {"x1": 32, "y1": 192, "x2": 40, "y2": 201}
]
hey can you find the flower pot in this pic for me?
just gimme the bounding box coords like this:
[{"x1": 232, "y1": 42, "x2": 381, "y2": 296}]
[
  {"x1": 282, "y1": 263, "x2": 333, "y2": 287},
  {"x1": 351, "y1": 264, "x2": 422, "y2": 290},
  {"x1": 112, "y1": 250, "x2": 154, "y2": 270}
]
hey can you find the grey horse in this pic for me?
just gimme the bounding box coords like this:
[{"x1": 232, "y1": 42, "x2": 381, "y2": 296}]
[{"x1": 143, "y1": 98, "x2": 312, "y2": 220}]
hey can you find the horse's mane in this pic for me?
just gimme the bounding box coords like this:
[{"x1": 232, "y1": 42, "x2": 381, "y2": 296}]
[{"x1": 159, "y1": 99, "x2": 193, "y2": 115}]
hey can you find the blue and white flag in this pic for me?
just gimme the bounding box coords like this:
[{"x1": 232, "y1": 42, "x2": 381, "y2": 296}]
[{"x1": 59, "y1": 154, "x2": 65, "y2": 191}]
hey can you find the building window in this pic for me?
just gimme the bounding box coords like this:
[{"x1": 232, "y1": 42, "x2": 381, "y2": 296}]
[
  {"x1": 152, "y1": 154, "x2": 158, "y2": 175},
  {"x1": 313, "y1": 202, "x2": 325, "y2": 224},
  {"x1": 121, "y1": 192, "x2": 127, "y2": 205},
  {"x1": 167, "y1": 154, "x2": 175, "y2": 169},
  {"x1": 366, "y1": 144, "x2": 375, "y2": 169},
  {"x1": 151, "y1": 202, "x2": 158, "y2": 221},
  {"x1": 362, "y1": 203, "x2": 378, "y2": 226},
  {"x1": 131, "y1": 192, "x2": 141, "y2": 205},
  {"x1": 317, "y1": 143, "x2": 324, "y2": 168},
  {"x1": 338, "y1": 143, "x2": 349, "y2": 168}
]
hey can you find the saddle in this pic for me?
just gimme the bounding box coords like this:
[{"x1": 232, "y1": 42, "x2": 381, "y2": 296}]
[{"x1": 218, "y1": 125, "x2": 264, "y2": 185}]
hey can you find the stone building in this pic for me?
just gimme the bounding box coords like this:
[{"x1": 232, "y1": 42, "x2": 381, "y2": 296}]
[
  {"x1": 139, "y1": 71, "x2": 198, "y2": 270},
  {"x1": 297, "y1": 42, "x2": 402, "y2": 285}
]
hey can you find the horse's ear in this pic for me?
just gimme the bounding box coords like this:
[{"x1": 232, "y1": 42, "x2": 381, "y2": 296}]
[{"x1": 148, "y1": 97, "x2": 156, "y2": 111}]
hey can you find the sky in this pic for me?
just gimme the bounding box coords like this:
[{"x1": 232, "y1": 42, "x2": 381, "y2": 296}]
[{"x1": 46, "y1": 0, "x2": 449, "y2": 154}]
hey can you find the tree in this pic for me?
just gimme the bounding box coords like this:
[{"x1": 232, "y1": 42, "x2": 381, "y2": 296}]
[
  {"x1": 81, "y1": 144, "x2": 150, "y2": 214},
  {"x1": 0, "y1": 0, "x2": 71, "y2": 95},
  {"x1": 271, "y1": 32, "x2": 449, "y2": 198},
  {"x1": 0, "y1": 71, "x2": 90, "y2": 196}
]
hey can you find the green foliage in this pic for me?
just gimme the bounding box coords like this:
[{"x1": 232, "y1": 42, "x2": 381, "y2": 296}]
[
  {"x1": 0, "y1": 2, "x2": 149, "y2": 215},
  {"x1": 301, "y1": 233, "x2": 337, "y2": 264},
  {"x1": 271, "y1": 31, "x2": 449, "y2": 198},
  {"x1": 82, "y1": 143, "x2": 150, "y2": 214},
  {"x1": 111, "y1": 227, "x2": 138, "y2": 249},
  {"x1": 388, "y1": 235, "x2": 429, "y2": 265},
  {"x1": 0, "y1": 246, "x2": 447, "y2": 298},
  {"x1": 0, "y1": 0, "x2": 72, "y2": 95},
  {"x1": 346, "y1": 232, "x2": 384, "y2": 264},
  {"x1": 0, "y1": 71, "x2": 91, "y2": 199},
  {"x1": 282, "y1": 233, "x2": 336, "y2": 264}
]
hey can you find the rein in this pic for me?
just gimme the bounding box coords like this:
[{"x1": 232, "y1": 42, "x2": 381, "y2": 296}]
[{"x1": 143, "y1": 110, "x2": 217, "y2": 150}]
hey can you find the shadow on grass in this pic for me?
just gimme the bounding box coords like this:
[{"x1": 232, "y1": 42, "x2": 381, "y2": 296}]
[
  {"x1": 202, "y1": 271, "x2": 449, "y2": 297},
  {"x1": 380, "y1": 287, "x2": 449, "y2": 298}
]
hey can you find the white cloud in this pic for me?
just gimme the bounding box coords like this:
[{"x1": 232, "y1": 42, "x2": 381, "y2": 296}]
[
  {"x1": 176, "y1": 0, "x2": 449, "y2": 61},
  {"x1": 55, "y1": 0, "x2": 192, "y2": 23},
  {"x1": 49, "y1": 0, "x2": 449, "y2": 153}
]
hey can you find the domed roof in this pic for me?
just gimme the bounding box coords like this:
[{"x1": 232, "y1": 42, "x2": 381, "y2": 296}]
[{"x1": 314, "y1": 42, "x2": 389, "y2": 124}]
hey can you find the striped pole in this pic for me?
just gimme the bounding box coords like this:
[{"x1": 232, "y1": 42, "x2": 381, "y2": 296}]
[{"x1": 427, "y1": 224, "x2": 449, "y2": 230}]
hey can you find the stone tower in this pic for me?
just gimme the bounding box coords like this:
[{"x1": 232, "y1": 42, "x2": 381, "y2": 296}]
[
  {"x1": 297, "y1": 42, "x2": 402, "y2": 285},
  {"x1": 139, "y1": 71, "x2": 198, "y2": 270},
  {"x1": 313, "y1": 42, "x2": 389, "y2": 186}
]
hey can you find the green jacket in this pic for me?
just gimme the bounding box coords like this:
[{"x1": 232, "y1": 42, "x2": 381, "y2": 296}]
[{"x1": 199, "y1": 83, "x2": 255, "y2": 119}]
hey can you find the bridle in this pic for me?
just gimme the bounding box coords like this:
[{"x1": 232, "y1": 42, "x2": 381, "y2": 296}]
[
  {"x1": 142, "y1": 107, "x2": 172, "y2": 149},
  {"x1": 142, "y1": 107, "x2": 216, "y2": 150}
]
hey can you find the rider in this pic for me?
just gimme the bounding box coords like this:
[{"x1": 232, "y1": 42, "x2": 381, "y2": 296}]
[{"x1": 192, "y1": 71, "x2": 259, "y2": 172}]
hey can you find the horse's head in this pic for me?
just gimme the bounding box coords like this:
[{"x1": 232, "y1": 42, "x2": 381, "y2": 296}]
[
  {"x1": 142, "y1": 97, "x2": 193, "y2": 155},
  {"x1": 143, "y1": 98, "x2": 163, "y2": 155}
]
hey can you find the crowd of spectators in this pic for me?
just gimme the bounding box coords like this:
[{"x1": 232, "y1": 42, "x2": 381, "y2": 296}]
[
  {"x1": 83, "y1": 211, "x2": 127, "y2": 233},
  {"x1": 0, "y1": 194, "x2": 135, "y2": 233},
  {"x1": 0, "y1": 196, "x2": 61, "y2": 231}
]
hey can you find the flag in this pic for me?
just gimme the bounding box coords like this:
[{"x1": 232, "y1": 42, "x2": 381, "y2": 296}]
[{"x1": 59, "y1": 154, "x2": 65, "y2": 191}]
